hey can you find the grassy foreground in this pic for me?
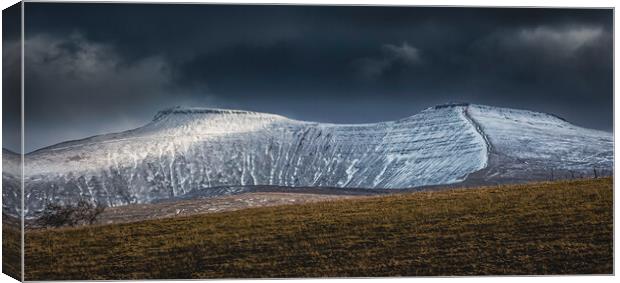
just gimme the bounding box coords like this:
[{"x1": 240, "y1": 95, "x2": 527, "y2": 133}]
[
  {"x1": 2, "y1": 215, "x2": 21, "y2": 280},
  {"x1": 25, "y1": 178, "x2": 612, "y2": 280}
]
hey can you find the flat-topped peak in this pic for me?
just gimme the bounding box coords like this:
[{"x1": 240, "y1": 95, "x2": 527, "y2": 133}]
[
  {"x1": 468, "y1": 104, "x2": 568, "y2": 122},
  {"x1": 153, "y1": 106, "x2": 266, "y2": 121},
  {"x1": 432, "y1": 102, "x2": 471, "y2": 109},
  {"x1": 422, "y1": 102, "x2": 569, "y2": 123}
]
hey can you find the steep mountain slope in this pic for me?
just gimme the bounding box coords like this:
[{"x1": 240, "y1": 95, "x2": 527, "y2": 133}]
[
  {"x1": 2, "y1": 149, "x2": 21, "y2": 216},
  {"x1": 2, "y1": 103, "x2": 612, "y2": 216},
  {"x1": 465, "y1": 105, "x2": 613, "y2": 184}
]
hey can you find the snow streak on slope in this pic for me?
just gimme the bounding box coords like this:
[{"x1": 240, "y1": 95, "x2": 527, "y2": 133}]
[
  {"x1": 17, "y1": 106, "x2": 488, "y2": 215},
  {"x1": 2, "y1": 149, "x2": 21, "y2": 217},
  {"x1": 3, "y1": 104, "x2": 612, "y2": 217},
  {"x1": 466, "y1": 104, "x2": 613, "y2": 182}
]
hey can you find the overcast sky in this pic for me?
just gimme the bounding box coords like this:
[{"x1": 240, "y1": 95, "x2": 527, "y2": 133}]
[{"x1": 4, "y1": 4, "x2": 614, "y2": 152}]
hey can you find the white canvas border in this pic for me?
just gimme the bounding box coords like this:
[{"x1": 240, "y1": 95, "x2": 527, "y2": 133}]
[{"x1": 0, "y1": 1, "x2": 615, "y2": 283}]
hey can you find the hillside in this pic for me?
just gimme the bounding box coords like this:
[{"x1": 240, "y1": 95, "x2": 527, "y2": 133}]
[
  {"x1": 3, "y1": 103, "x2": 613, "y2": 217},
  {"x1": 24, "y1": 177, "x2": 613, "y2": 280}
]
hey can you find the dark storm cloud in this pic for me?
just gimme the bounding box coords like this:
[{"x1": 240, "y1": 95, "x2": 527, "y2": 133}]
[
  {"x1": 3, "y1": 3, "x2": 21, "y2": 153},
  {"x1": 20, "y1": 32, "x2": 214, "y2": 151},
  {"x1": 354, "y1": 42, "x2": 421, "y2": 79},
  {"x1": 19, "y1": 4, "x2": 613, "y2": 152}
]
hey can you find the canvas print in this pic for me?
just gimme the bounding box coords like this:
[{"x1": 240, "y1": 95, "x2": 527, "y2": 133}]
[{"x1": 1, "y1": 3, "x2": 614, "y2": 281}]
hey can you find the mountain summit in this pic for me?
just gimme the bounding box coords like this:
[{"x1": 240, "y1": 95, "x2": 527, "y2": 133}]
[{"x1": 3, "y1": 103, "x2": 612, "y2": 216}]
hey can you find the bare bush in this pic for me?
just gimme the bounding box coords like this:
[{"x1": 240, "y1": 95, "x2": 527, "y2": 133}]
[{"x1": 35, "y1": 200, "x2": 106, "y2": 228}]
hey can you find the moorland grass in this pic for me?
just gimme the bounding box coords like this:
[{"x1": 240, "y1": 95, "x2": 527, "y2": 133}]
[
  {"x1": 24, "y1": 177, "x2": 613, "y2": 280},
  {"x1": 2, "y1": 215, "x2": 21, "y2": 280}
]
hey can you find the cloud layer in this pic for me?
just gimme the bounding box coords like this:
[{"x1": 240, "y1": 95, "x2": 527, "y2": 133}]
[
  {"x1": 14, "y1": 5, "x2": 613, "y2": 152},
  {"x1": 22, "y1": 33, "x2": 213, "y2": 151},
  {"x1": 356, "y1": 42, "x2": 421, "y2": 79}
]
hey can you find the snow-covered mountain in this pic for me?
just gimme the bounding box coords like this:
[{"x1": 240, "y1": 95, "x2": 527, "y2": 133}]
[{"x1": 2, "y1": 103, "x2": 613, "y2": 216}]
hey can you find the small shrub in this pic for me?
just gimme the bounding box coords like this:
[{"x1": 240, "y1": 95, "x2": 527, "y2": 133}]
[{"x1": 34, "y1": 200, "x2": 106, "y2": 228}]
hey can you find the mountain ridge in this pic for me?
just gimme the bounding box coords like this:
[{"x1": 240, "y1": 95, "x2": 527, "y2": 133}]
[
  {"x1": 21, "y1": 102, "x2": 609, "y2": 155},
  {"x1": 2, "y1": 103, "x2": 613, "y2": 216}
]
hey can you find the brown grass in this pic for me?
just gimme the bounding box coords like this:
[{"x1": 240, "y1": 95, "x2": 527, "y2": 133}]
[
  {"x1": 2, "y1": 214, "x2": 22, "y2": 280},
  {"x1": 24, "y1": 177, "x2": 613, "y2": 280}
]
